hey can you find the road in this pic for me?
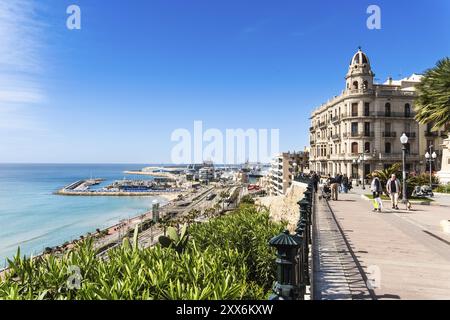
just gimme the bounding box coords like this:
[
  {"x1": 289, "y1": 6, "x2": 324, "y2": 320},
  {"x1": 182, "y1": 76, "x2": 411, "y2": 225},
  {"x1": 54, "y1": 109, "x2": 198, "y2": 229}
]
[{"x1": 325, "y1": 192, "x2": 450, "y2": 299}]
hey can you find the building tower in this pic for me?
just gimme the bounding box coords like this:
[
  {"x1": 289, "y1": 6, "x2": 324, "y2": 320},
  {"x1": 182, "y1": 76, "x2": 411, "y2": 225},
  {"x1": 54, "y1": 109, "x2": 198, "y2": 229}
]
[{"x1": 345, "y1": 48, "x2": 375, "y2": 92}]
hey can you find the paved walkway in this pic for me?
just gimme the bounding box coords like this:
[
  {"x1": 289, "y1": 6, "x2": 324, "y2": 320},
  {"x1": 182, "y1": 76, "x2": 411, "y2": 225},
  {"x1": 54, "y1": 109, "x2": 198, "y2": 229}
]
[
  {"x1": 321, "y1": 192, "x2": 450, "y2": 300},
  {"x1": 313, "y1": 197, "x2": 372, "y2": 300}
]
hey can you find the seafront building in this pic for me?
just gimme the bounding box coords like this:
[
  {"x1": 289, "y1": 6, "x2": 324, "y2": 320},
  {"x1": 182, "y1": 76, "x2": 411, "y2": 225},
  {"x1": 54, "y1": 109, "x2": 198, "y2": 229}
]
[
  {"x1": 269, "y1": 151, "x2": 308, "y2": 195},
  {"x1": 308, "y1": 48, "x2": 442, "y2": 180}
]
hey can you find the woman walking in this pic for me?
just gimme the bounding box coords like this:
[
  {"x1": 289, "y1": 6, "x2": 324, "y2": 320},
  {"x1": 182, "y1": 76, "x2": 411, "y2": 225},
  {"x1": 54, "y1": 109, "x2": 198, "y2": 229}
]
[{"x1": 370, "y1": 173, "x2": 383, "y2": 212}]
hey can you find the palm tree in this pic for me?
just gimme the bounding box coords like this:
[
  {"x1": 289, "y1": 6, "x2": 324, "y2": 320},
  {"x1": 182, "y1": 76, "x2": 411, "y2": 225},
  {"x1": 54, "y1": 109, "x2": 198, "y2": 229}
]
[
  {"x1": 415, "y1": 57, "x2": 450, "y2": 131},
  {"x1": 368, "y1": 163, "x2": 401, "y2": 194}
]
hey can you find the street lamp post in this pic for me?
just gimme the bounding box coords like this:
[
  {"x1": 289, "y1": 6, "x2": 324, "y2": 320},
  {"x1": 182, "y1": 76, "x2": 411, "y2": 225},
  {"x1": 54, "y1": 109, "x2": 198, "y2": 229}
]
[
  {"x1": 352, "y1": 159, "x2": 358, "y2": 186},
  {"x1": 425, "y1": 146, "x2": 437, "y2": 190},
  {"x1": 360, "y1": 153, "x2": 366, "y2": 190},
  {"x1": 353, "y1": 154, "x2": 366, "y2": 189},
  {"x1": 400, "y1": 133, "x2": 409, "y2": 205}
]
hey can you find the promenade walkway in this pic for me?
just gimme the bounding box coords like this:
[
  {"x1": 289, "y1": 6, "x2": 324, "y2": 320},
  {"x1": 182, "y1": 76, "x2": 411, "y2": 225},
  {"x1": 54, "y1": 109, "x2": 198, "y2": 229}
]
[{"x1": 314, "y1": 191, "x2": 450, "y2": 300}]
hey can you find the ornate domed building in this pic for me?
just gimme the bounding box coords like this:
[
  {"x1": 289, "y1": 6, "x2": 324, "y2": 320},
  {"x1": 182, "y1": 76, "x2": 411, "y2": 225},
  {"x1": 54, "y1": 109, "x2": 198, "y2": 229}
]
[{"x1": 309, "y1": 48, "x2": 424, "y2": 181}]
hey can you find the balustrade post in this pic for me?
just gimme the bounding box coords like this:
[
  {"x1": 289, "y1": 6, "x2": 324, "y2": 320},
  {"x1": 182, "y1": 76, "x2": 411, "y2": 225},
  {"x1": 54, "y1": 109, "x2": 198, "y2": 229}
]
[{"x1": 269, "y1": 230, "x2": 302, "y2": 300}]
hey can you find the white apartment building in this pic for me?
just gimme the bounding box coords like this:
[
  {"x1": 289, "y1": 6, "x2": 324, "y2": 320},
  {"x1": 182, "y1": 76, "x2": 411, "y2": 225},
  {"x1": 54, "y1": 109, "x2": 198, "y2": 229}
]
[
  {"x1": 309, "y1": 48, "x2": 424, "y2": 180},
  {"x1": 269, "y1": 152, "x2": 308, "y2": 195}
]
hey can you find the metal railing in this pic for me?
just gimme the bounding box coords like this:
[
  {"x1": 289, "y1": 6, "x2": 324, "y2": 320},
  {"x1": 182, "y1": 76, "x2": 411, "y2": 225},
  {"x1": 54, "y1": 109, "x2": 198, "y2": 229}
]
[
  {"x1": 269, "y1": 178, "x2": 315, "y2": 300},
  {"x1": 375, "y1": 112, "x2": 415, "y2": 118},
  {"x1": 424, "y1": 130, "x2": 439, "y2": 137},
  {"x1": 382, "y1": 131, "x2": 397, "y2": 138}
]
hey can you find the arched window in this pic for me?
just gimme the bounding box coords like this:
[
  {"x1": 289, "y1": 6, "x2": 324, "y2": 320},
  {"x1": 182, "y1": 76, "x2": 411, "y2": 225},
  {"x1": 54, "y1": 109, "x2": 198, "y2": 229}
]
[
  {"x1": 363, "y1": 80, "x2": 369, "y2": 89},
  {"x1": 364, "y1": 142, "x2": 371, "y2": 153},
  {"x1": 351, "y1": 142, "x2": 358, "y2": 154},
  {"x1": 385, "y1": 142, "x2": 391, "y2": 154},
  {"x1": 385, "y1": 103, "x2": 391, "y2": 117},
  {"x1": 353, "y1": 81, "x2": 359, "y2": 90},
  {"x1": 404, "y1": 103, "x2": 411, "y2": 117}
]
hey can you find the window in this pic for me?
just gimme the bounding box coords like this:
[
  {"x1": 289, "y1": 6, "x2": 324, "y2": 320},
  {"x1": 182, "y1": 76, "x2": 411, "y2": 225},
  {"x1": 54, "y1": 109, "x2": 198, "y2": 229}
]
[
  {"x1": 364, "y1": 122, "x2": 370, "y2": 136},
  {"x1": 404, "y1": 123, "x2": 411, "y2": 134},
  {"x1": 351, "y1": 142, "x2": 358, "y2": 154},
  {"x1": 351, "y1": 122, "x2": 358, "y2": 135},
  {"x1": 352, "y1": 103, "x2": 358, "y2": 116},
  {"x1": 405, "y1": 103, "x2": 411, "y2": 117},
  {"x1": 353, "y1": 81, "x2": 359, "y2": 90},
  {"x1": 364, "y1": 142, "x2": 371, "y2": 153},
  {"x1": 385, "y1": 142, "x2": 391, "y2": 154},
  {"x1": 385, "y1": 103, "x2": 391, "y2": 117},
  {"x1": 363, "y1": 80, "x2": 369, "y2": 89},
  {"x1": 405, "y1": 143, "x2": 411, "y2": 155},
  {"x1": 364, "y1": 103, "x2": 370, "y2": 116},
  {"x1": 385, "y1": 123, "x2": 391, "y2": 133}
]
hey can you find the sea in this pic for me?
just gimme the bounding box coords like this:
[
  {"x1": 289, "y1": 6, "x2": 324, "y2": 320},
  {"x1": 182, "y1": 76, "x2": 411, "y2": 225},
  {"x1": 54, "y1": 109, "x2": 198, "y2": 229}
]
[{"x1": 0, "y1": 164, "x2": 168, "y2": 267}]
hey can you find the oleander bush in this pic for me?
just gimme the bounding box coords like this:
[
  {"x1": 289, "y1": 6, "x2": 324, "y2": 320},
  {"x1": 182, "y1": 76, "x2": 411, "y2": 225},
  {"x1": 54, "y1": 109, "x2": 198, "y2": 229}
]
[{"x1": 0, "y1": 204, "x2": 283, "y2": 300}]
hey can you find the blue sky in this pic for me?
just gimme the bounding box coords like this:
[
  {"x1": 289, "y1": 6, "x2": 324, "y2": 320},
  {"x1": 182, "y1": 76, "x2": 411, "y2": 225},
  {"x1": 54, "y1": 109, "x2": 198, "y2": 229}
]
[{"x1": 0, "y1": 0, "x2": 449, "y2": 163}]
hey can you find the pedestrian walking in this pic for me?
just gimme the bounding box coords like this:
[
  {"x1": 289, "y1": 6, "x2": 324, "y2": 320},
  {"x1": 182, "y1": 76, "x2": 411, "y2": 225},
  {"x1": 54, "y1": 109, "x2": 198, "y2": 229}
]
[
  {"x1": 336, "y1": 173, "x2": 343, "y2": 193},
  {"x1": 311, "y1": 172, "x2": 319, "y2": 192},
  {"x1": 386, "y1": 174, "x2": 401, "y2": 210},
  {"x1": 328, "y1": 175, "x2": 339, "y2": 201},
  {"x1": 370, "y1": 173, "x2": 383, "y2": 212},
  {"x1": 342, "y1": 174, "x2": 349, "y2": 193}
]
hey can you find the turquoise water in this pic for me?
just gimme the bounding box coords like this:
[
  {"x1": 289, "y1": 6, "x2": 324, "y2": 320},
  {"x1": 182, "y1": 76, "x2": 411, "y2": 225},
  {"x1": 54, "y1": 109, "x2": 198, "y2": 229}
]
[{"x1": 0, "y1": 164, "x2": 167, "y2": 267}]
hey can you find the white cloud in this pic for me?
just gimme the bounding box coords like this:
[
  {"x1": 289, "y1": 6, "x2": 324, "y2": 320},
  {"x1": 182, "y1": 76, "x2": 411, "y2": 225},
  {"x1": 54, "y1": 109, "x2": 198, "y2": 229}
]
[{"x1": 0, "y1": 0, "x2": 46, "y2": 130}]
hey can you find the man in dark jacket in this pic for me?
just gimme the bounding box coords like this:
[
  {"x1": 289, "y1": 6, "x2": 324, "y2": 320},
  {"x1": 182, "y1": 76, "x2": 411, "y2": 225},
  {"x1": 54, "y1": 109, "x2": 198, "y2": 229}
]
[
  {"x1": 312, "y1": 172, "x2": 319, "y2": 192},
  {"x1": 342, "y1": 174, "x2": 349, "y2": 193}
]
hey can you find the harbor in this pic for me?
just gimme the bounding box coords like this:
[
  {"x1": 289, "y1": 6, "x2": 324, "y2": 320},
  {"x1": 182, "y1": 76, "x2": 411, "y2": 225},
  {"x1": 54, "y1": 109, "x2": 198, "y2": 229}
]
[{"x1": 55, "y1": 177, "x2": 183, "y2": 196}]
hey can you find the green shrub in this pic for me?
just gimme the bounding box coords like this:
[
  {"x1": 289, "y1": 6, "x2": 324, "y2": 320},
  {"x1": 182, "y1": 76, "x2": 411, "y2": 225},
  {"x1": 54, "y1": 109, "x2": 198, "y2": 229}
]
[
  {"x1": 0, "y1": 204, "x2": 283, "y2": 300},
  {"x1": 435, "y1": 184, "x2": 450, "y2": 193},
  {"x1": 190, "y1": 204, "x2": 286, "y2": 293},
  {"x1": 240, "y1": 194, "x2": 255, "y2": 205}
]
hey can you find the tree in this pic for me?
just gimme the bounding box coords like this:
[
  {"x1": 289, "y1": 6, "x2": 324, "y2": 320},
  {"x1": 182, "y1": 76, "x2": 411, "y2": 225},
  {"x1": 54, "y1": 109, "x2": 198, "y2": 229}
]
[{"x1": 415, "y1": 57, "x2": 450, "y2": 131}]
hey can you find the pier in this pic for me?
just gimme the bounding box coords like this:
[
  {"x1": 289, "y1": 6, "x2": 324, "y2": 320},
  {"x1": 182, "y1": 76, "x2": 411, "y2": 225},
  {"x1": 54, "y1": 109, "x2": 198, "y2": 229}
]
[{"x1": 56, "y1": 178, "x2": 182, "y2": 196}]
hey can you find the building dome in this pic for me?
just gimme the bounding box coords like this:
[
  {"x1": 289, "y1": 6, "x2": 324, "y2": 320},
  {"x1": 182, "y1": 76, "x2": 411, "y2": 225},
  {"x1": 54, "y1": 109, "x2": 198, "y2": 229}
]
[
  {"x1": 345, "y1": 47, "x2": 375, "y2": 89},
  {"x1": 350, "y1": 48, "x2": 370, "y2": 66}
]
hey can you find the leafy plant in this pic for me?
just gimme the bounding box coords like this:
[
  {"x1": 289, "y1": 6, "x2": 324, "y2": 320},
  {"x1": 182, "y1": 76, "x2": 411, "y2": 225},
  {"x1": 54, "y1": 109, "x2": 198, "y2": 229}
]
[
  {"x1": 158, "y1": 224, "x2": 189, "y2": 253},
  {"x1": 415, "y1": 57, "x2": 450, "y2": 131},
  {"x1": 190, "y1": 205, "x2": 285, "y2": 293},
  {"x1": 240, "y1": 194, "x2": 255, "y2": 205},
  {"x1": 0, "y1": 204, "x2": 282, "y2": 300}
]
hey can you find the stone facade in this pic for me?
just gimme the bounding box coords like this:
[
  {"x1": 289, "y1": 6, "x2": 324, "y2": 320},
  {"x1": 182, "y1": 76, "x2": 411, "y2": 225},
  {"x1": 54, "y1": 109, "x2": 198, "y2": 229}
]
[{"x1": 309, "y1": 49, "x2": 424, "y2": 180}]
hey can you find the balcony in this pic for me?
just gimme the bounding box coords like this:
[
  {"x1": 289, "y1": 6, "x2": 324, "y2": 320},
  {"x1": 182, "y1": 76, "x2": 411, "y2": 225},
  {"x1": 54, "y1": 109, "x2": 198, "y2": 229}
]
[
  {"x1": 375, "y1": 112, "x2": 416, "y2": 118},
  {"x1": 381, "y1": 153, "x2": 420, "y2": 160},
  {"x1": 350, "y1": 132, "x2": 375, "y2": 138},
  {"x1": 347, "y1": 88, "x2": 375, "y2": 95},
  {"x1": 403, "y1": 132, "x2": 417, "y2": 139},
  {"x1": 382, "y1": 132, "x2": 397, "y2": 138},
  {"x1": 331, "y1": 115, "x2": 340, "y2": 123},
  {"x1": 331, "y1": 134, "x2": 341, "y2": 141},
  {"x1": 341, "y1": 111, "x2": 376, "y2": 119},
  {"x1": 424, "y1": 130, "x2": 439, "y2": 137}
]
